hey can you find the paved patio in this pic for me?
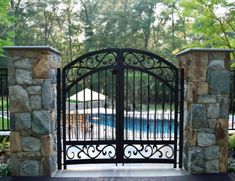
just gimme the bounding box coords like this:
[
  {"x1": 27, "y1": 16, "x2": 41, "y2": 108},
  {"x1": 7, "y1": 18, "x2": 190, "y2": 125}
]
[{"x1": 1, "y1": 174, "x2": 235, "y2": 181}]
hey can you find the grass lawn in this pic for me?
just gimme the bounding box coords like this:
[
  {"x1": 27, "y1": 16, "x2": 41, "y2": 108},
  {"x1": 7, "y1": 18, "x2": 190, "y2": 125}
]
[{"x1": 0, "y1": 117, "x2": 10, "y2": 130}]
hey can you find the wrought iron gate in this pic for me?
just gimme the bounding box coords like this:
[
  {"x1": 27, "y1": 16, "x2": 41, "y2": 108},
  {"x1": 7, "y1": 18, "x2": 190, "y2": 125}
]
[{"x1": 57, "y1": 48, "x2": 184, "y2": 169}]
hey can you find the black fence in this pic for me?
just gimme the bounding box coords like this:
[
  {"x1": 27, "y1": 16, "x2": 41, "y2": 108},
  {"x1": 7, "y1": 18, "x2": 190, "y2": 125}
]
[
  {"x1": 230, "y1": 69, "x2": 235, "y2": 130},
  {"x1": 0, "y1": 68, "x2": 9, "y2": 131}
]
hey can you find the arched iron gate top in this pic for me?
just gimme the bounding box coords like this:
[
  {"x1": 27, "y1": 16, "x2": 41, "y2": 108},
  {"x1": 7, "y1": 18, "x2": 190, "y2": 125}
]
[{"x1": 63, "y1": 48, "x2": 178, "y2": 91}]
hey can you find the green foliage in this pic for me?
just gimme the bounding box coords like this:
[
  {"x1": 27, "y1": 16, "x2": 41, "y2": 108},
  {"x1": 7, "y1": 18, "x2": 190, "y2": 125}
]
[
  {"x1": 0, "y1": 136, "x2": 9, "y2": 155},
  {"x1": 228, "y1": 134, "x2": 235, "y2": 150},
  {"x1": 0, "y1": 100, "x2": 8, "y2": 110},
  {"x1": 228, "y1": 158, "x2": 235, "y2": 173},
  {"x1": 0, "y1": 118, "x2": 9, "y2": 130},
  {"x1": 0, "y1": 163, "x2": 9, "y2": 176}
]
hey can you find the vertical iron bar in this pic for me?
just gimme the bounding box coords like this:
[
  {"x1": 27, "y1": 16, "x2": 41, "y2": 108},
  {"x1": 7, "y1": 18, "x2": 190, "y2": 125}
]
[
  {"x1": 179, "y1": 69, "x2": 184, "y2": 168},
  {"x1": 91, "y1": 74, "x2": 93, "y2": 140},
  {"x1": 62, "y1": 69, "x2": 67, "y2": 169},
  {"x1": 6, "y1": 69, "x2": 9, "y2": 130},
  {"x1": 1, "y1": 70, "x2": 4, "y2": 130},
  {"x1": 112, "y1": 71, "x2": 114, "y2": 140},
  {"x1": 140, "y1": 72, "x2": 143, "y2": 140},
  {"x1": 83, "y1": 79, "x2": 86, "y2": 141},
  {"x1": 116, "y1": 49, "x2": 124, "y2": 163},
  {"x1": 57, "y1": 68, "x2": 62, "y2": 170},
  {"x1": 98, "y1": 72, "x2": 100, "y2": 140},
  {"x1": 75, "y1": 83, "x2": 78, "y2": 140},
  {"x1": 105, "y1": 70, "x2": 107, "y2": 140},
  {"x1": 147, "y1": 75, "x2": 150, "y2": 140},
  {"x1": 68, "y1": 89, "x2": 71, "y2": 140},
  {"x1": 154, "y1": 80, "x2": 157, "y2": 140},
  {"x1": 132, "y1": 70, "x2": 135, "y2": 140},
  {"x1": 125, "y1": 69, "x2": 128, "y2": 140},
  {"x1": 173, "y1": 69, "x2": 179, "y2": 168},
  {"x1": 161, "y1": 84, "x2": 165, "y2": 141}
]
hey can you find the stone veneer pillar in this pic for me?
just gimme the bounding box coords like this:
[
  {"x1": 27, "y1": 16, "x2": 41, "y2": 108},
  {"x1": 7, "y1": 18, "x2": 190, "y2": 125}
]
[
  {"x1": 4, "y1": 46, "x2": 61, "y2": 176},
  {"x1": 177, "y1": 48, "x2": 234, "y2": 174}
]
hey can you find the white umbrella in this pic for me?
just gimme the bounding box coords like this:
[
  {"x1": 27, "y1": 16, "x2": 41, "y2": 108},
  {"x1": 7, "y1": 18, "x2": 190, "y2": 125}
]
[{"x1": 69, "y1": 88, "x2": 106, "y2": 101}]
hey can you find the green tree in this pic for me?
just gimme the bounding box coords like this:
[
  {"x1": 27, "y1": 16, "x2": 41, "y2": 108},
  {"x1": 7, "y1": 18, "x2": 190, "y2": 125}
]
[{"x1": 0, "y1": 0, "x2": 14, "y2": 57}]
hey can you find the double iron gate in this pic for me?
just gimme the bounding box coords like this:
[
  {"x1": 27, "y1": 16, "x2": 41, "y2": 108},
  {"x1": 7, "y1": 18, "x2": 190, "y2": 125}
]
[{"x1": 57, "y1": 48, "x2": 184, "y2": 169}]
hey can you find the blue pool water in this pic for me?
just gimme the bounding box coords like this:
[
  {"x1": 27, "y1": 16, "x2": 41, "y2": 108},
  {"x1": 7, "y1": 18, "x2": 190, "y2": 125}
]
[{"x1": 87, "y1": 114, "x2": 175, "y2": 134}]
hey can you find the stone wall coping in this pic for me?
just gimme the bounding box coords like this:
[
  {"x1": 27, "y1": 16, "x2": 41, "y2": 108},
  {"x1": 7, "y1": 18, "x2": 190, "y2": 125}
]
[
  {"x1": 3, "y1": 46, "x2": 61, "y2": 55},
  {"x1": 176, "y1": 48, "x2": 234, "y2": 57}
]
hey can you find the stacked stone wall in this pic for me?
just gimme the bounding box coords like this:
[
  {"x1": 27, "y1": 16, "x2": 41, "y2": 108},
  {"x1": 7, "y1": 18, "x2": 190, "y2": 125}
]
[
  {"x1": 177, "y1": 49, "x2": 233, "y2": 174},
  {"x1": 4, "y1": 47, "x2": 61, "y2": 176}
]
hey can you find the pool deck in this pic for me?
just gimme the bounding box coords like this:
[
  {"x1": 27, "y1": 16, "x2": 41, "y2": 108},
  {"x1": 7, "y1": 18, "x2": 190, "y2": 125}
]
[{"x1": 1, "y1": 174, "x2": 235, "y2": 181}]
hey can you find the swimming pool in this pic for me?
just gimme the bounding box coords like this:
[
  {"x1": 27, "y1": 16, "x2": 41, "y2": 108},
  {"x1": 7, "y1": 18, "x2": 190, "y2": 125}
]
[{"x1": 87, "y1": 113, "x2": 175, "y2": 135}]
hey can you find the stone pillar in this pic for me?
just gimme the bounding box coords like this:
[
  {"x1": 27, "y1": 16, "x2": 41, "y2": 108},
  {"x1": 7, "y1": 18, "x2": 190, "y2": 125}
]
[
  {"x1": 4, "y1": 46, "x2": 61, "y2": 176},
  {"x1": 177, "y1": 48, "x2": 233, "y2": 174}
]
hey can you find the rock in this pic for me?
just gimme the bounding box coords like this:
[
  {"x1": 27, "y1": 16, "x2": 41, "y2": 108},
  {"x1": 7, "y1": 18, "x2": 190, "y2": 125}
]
[
  {"x1": 15, "y1": 58, "x2": 32, "y2": 70},
  {"x1": 207, "y1": 104, "x2": 220, "y2": 119},
  {"x1": 32, "y1": 111, "x2": 50, "y2": 136},
  {"x1": 204, "y1": 146, "x2": 219, "y2": 160},
  {"x1": 197, "y1": 82, "x2": 208, "y2": 95},
  {"x1": 33, "y1": 79, "x2": 44, "y2": 85},
  {"x1": 208, "y1": 70, "x2": 230, "y2": 94},
  {"x1": 219, "y1": 96, "x2": 229, "y2": 118},
  {"x1": 16, "y1": 69, "x2": 32, "y2": 85},
  {"x1": 27, "y1": 86, "x2": 41, "y2": 95},
  {"x1": 20, "y1": 160, "x2": 40, "y2": 176},
  {"x1": 41, "y1": 135, "x2": 53, "y2": 158},
  {"x1": 15, "y1": 113, "x2": 31, "y2": 131},
  {"x1": 208, "y1": 59, "x2": 224, "y2": 69},
  {"x1": 8, "y1": 58, "x2": 16, "y2": 86},
  {"x1": 30, "y1": 96, "x2": 41, "y2": 110},
  {"x1": 198, "y1": 128, "x2": 214, "y2": 134},
  {"x1": 190, "y1": 104, "x2": 207, "y2": 129},
  {"x1": 10, "y1": 131, "x2": 21, "y2": 153},
  {"x1": 197, "y1": 95, "x2": 216, "y2": 104},
  {"x1": 215, "y1": 119, "x2": 228, "y2": 146},
  {"x1": 50, "y1": 69, "x2": 57, "y2": 84},
  {"x1": 17, "y1": 152, "x2": 41, "y2": 159},
  {"x1": 40, "y1": 157, "x2": 56, "y2": 176},
  {"x1": 208, "y1": 119, "x2": 217, "y2": 129},
  {"x1": 205, "y1": 159, "x2": 219, "y2": 173},
  {"x1": 188, "y1": 147, "x2": 205, "y2": 174},
  {"x1": 33, "y1": 54, "x2": 49, "y2": 79},
  {"x1": 219, "y1": 146, "x2": 228, "y2": 172},
  {"x1": 22, "y1": 137, "x2": 41, "y2": 152},
  {"x1": 9, "y1": 86, "x2": 31, "y2": 112},
  {"x1": 42, "y1": 80, "x2": 52, "y2": 109},
  {"x1": 198, "y1": 133, "x2": 215, "y2": 146},
  {"x1": 8, "y1": 154, "x2": 20, "y2": 176}
]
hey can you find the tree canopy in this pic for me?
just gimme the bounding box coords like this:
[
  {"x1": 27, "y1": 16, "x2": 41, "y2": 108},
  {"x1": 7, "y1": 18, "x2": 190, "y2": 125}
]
[{"x1": 0, "y1": 0, "x2": 234, "y2": 63}]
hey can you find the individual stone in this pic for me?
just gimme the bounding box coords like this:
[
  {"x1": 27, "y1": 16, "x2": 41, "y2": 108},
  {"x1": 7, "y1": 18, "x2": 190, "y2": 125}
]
[
  {"x1": 219, "y1": 96, "x2": 229, "y2": 118},
  {"x1": 204, "y1": 146, "x2": 219, "y2": 160},
  {"x1": 215, "y1": 119, "x2": 228, "y2": 146},
  {"x1": 208, "y1": 59, "x2": 225, "y2": 69},
  {"x1": 41, "y1": 135, "x2": 53, "y2": 158},
  {"x1": 205, "y1": 159, "x2": 219, "y2": 173},
  {"x1": 208, "y1": 119, "x2": 217, "y2": 129},
  {"x1": 16, "y1": 69, "x2": 32, "y2": 85},
  {"x1": 190, "y1": 104, "x2": 207, "y2": 129},
  {"x1": 50, "y1": 69, "x2": 57, "y2": 84},
  {"x1": 20, "y1": 160, "x2": 40, "y2": 176},
  {"x1": 42, "y1": 80, "x2": 52, "y2": 109},
  {"x1": 207, "y1": 104, "x2": 220, "y2": 119},
  {"x1": 188, "y1": 147, "x2": 205, "y2": 174},
  {"x1": 27, "y1": 86, "x2": 41, "y2": 95},
  {"x1": 219, "y1": 146, "x2": 228, "y2": 172},
  {"x1": 17, "y1": 152, "x2": 41, "y2": 159},
  {"x1": 197, "y1": 95, "x2": 216, "y2": 104},
  {"x1": 9, "y1": 86, "x2": 31, "y2": 112},
  {"x1": 33, "y1": 79, "x2": 44, "y2": 85},
  {"x1": 8, "y1": 58, "x2": 16, "y2": 85},
  {"x1": 15, "y1": 58, "x2": 32, "y2": 70},
  {"x1": 208, "y1": 70, "x2": 230, "y2": 94},
  {"x1": 32, "y1": 111, "x2": 50, "y2": 136},
  {"x1": 30, "y1": 96, "x2": 41, "y2": 110},
  {"x1": 40, "y1": 157, "x2": 56, "y2": 176},
  {"x1": 8, "y1": 154, "x2": 20, "y2": 176},
  {"x1": 33, "y1": 54, "x2": 49, "y2": 79},
  {"x1": 10, "y1": 131, "x2": 21, "y2": 153},
  {"x1": 197, "y1": 82, "x2": 208, "y2": 95},
  {"x1": 22, "y1": 137, "x2": 41, "y2": 152},
  {"x1": 15, "y1": 113, "x2": 31, "y2": 130},
  {"x1": 198, "y1": 133, "x2": 215, "y2": 146},
  {"x1": 198, "y1": 128, "x2": 214, "y2": 134}
]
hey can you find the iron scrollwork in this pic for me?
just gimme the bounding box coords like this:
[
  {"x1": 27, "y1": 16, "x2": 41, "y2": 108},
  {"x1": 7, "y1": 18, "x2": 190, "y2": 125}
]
[
  {"x1": 123, "y1": 52, "x2": 176, "y2": 85},
  {"x1": 66, "y1": 144, "x2": 116, "y2": 160},
  {"x1": 124, "y1": 144, "x2": 174, "y2": 159},
  {"x1": 65, "y1": 52, "x2": 117, "y2": 83}
]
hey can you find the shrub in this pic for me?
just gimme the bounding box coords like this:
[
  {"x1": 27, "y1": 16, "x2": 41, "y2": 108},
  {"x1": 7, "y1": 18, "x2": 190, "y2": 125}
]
[
  {"x1": 228, "y1": 134, "x2": 235, "y2": 150},
  {"x1": 0, "y1": 163, "x2": 9, "y2": 176}
]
